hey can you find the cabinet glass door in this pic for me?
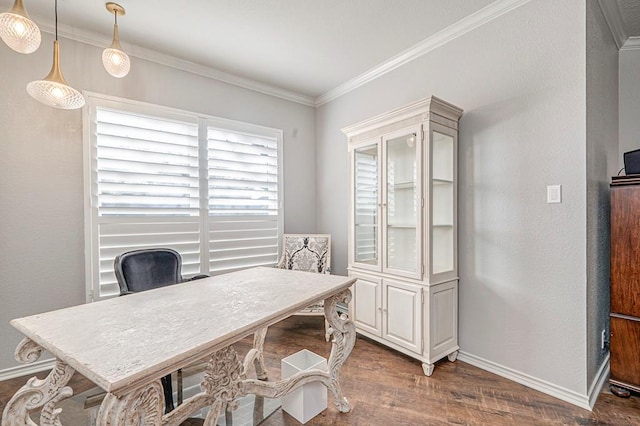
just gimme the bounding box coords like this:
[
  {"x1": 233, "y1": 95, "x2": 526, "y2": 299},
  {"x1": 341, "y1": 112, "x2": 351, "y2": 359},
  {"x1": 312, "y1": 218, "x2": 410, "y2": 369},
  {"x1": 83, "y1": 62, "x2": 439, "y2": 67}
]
[
  {"x1": 353, "y1": 144, "x2": 379, "y2": 267},
  {"x1": 384, "y1": 130, "x2": 420, "y2": 276},
  {"x1": 431, "y1": 129, "x2": 455, "y2": 275}
]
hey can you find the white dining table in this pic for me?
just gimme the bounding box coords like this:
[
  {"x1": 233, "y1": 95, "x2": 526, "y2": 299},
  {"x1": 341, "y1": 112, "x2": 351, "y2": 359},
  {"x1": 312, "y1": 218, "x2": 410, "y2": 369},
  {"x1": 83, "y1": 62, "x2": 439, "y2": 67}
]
[{"x1": 1, "y1": 267, "x2": 356, "y2": 426}]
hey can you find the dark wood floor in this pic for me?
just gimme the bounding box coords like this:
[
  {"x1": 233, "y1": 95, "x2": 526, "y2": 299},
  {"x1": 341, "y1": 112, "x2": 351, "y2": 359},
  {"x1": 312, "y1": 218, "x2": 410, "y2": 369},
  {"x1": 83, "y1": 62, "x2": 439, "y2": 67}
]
[{"x1": 1, "y1": 316, "x2": 639, "y2": 425}]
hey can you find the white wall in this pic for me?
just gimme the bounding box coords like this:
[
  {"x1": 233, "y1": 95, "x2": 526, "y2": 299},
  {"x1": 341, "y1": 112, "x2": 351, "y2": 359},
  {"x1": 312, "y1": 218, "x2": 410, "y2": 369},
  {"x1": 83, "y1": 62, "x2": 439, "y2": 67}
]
[
  {"x1": 585, "y1": 0, "x2": 618, "y2": 387},
  {"x1": 0, "y1": 34, "x2": 316, "y2": 371},
  {"x1": 317, "y1": 0, "x2": 592, "y2": 397},
  {"x1": 619, "y1": 49, "x2": 640, "y2": 163}
]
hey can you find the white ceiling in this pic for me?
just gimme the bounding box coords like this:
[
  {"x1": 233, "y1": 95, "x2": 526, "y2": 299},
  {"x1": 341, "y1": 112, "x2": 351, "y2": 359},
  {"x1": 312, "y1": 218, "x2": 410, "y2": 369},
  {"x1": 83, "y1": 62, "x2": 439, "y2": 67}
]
[
  {"x1": 1, "y1": 0, "x2": 495, "y2": 100},
  {"x1": 2, "y1": 0, "x2": 639, "y2": 103}
]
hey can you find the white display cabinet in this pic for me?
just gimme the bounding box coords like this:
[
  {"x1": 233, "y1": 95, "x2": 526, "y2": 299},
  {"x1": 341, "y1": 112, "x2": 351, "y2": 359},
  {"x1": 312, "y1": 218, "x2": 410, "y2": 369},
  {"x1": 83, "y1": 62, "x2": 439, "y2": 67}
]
[{"x1": 343, "y1": 96, "x2": 462, "y2": 376}]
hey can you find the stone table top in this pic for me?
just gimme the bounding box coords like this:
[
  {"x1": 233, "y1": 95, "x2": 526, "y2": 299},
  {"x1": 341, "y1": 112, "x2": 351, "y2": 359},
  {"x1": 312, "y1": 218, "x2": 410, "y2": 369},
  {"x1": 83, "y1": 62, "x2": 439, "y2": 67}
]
[{"x1": 10, "y1": 267, "x2": 355, "y2": 395}]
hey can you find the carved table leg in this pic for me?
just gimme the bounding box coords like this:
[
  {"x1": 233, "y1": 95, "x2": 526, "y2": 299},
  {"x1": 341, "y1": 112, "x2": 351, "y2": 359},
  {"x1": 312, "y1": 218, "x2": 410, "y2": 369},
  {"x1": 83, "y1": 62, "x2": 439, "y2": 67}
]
[
  {"x1": 2, "y1": 338, "x2": 75, "y2": 426},
  {"x1": 201, "y1": 346, "x2": 245, "y2": 426},
  {"x1": 323, "y1": 289, "x2": 355, "y2": 413},
  {"x1": 241, "y1": 289, "x2": 356, "y2": 414},
  {"x1": 251, "y1": 327, "x2": 269, "y2": 380},
  {"x1": 96, "y1": 381, "x2": 165, "y2": 426}
]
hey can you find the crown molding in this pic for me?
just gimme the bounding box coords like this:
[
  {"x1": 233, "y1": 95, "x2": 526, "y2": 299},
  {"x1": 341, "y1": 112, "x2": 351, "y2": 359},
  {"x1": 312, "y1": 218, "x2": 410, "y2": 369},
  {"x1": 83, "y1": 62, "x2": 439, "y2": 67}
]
[
  {"x1": 26, "y1": 0, "x2": 537, "y2": 109},
  {"x1": 31, "y1": 15, "x2": 316, "y2": 107},
  {"x1": 598, "y1": 0, "x2": 627, "y2": 50},
  {"x1": 622, "y1": 36, "x2": 640, "y2": 50},
  {"x1": 315, "y1": 0, "x2": 533, "y2": 107}
]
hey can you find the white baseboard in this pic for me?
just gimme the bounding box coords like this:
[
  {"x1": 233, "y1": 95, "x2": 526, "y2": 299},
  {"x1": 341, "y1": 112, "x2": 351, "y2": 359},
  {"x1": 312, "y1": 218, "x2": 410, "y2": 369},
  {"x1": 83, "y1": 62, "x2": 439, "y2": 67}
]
[
  {"x1": 0, "y1": 359, "x2": 55, "y2": 382},
  {"x1": 588, "y1": 353, "x2": 610, "y2": 409},
  {"x1": 458, "y1": 351, "x2": 609, "y2": 411}
]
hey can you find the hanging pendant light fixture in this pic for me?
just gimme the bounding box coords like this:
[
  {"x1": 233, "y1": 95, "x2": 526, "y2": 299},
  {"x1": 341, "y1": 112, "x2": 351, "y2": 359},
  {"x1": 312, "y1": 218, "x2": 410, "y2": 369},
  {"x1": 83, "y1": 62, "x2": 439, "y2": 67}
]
[
  {"x1": 102, "y1": 2, "x2": 130, "y2": 78},
  {"x1": 0, "y1": 0, "x2": 41, "y2": 54},
  {"x1": 26, "y1": 0, "x2": 84, "y2": 110}
]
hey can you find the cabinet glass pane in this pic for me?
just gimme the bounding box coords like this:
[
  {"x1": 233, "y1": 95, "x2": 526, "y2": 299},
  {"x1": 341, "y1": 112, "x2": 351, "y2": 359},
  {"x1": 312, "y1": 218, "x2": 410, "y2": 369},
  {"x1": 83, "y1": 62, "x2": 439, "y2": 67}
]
[
  {"x1": 354, "y1": 146, "x2": 378, "y2": 265},
  {"x1": 432, "y1": 131, "x2": 454, "y2": 274},
  {"x1": 386, "y1": 133, "x2": 418, "y2": 272}
]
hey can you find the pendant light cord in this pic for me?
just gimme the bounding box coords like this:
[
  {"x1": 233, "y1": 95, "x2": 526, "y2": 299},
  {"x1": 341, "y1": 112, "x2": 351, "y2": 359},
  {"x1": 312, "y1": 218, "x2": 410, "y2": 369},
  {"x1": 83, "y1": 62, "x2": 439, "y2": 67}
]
[{"x1": 54, "y1": 0, "x2": 58, "y2": 41}]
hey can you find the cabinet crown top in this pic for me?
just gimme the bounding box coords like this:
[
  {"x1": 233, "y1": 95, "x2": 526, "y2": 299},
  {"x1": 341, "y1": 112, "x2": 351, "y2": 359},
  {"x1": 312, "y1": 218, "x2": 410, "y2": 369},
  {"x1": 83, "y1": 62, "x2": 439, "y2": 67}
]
[{"x1": 342, "y1": 96, "x2": 463, "y2": 138}]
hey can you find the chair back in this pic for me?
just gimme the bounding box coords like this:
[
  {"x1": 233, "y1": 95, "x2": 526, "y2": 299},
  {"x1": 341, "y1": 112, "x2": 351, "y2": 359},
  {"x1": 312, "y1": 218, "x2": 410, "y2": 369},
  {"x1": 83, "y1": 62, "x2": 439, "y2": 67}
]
[
  {"x1": 114, "y1": 248, "x2": 183, "y2": 294},
  {"x1": 281, "y1": 234, "x2": 331, "y2": 274}
]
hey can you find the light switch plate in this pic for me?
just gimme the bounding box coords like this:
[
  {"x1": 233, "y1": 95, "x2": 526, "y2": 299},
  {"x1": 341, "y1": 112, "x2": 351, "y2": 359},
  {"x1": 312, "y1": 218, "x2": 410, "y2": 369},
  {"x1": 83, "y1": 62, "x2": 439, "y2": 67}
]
[{"x1": 547, "y1": 185, "x2": 561, "y2": 203}]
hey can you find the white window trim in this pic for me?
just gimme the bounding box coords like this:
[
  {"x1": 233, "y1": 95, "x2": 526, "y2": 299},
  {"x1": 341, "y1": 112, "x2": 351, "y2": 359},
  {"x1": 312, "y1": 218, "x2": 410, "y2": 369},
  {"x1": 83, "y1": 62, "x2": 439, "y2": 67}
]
[{"x1": 82, "y1": 91, "x2": 284, "y2": 302}]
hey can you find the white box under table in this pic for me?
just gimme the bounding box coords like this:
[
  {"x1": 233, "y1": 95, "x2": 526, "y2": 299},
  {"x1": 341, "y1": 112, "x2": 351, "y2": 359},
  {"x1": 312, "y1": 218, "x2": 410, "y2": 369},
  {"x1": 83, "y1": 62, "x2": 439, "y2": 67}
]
[
  {"x1": 1, "y1": 267, "x2": 356, "y2": 426},
  {"x1": 281, "y1": 349, "x2": 328, "y2": 424}
]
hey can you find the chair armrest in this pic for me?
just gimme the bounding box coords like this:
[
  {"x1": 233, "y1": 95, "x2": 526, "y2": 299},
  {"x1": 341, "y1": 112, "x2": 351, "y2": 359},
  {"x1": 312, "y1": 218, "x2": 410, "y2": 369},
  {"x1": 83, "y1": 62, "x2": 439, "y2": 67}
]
[{"x1": 276, "y1": 255, "x2": 286, "y2": 269}]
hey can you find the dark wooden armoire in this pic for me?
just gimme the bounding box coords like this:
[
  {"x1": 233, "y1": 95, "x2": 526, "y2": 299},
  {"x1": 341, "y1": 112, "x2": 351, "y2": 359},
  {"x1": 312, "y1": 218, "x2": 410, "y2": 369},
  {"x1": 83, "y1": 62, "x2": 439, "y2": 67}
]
[{"x1": 610, "y1": 176, "x2": 640, "y2": 396}]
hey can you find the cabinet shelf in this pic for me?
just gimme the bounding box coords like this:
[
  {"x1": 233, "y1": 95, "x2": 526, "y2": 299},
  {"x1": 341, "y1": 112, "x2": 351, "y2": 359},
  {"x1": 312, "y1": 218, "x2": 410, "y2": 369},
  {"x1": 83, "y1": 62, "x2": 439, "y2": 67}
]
[
  {"x1": 390, "y1": 181, "x2": 416, "y2": 190},
  {"x1": 387, "y1": 224, "x2": 417, "y2": 229}
]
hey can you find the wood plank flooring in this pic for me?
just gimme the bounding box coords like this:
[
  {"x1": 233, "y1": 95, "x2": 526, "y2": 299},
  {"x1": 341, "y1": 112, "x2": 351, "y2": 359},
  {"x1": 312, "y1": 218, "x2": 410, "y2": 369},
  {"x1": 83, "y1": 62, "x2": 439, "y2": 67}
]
[{"x1": 1, "y1": 316, "x2": 639, "y2": 425}]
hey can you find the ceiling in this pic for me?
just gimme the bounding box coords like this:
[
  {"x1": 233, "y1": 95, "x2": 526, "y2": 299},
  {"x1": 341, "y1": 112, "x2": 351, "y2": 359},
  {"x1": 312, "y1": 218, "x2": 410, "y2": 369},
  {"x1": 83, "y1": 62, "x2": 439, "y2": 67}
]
[{"x1": 2, "y1": 0, "x2": 639, "y2": 103}]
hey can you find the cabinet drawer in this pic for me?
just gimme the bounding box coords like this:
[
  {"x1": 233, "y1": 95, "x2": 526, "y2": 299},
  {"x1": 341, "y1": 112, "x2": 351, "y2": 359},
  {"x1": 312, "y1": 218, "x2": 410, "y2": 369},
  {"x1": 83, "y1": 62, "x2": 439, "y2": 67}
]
[{"x1": 610, "y1": 315, "x2": 640, "y2": 387}]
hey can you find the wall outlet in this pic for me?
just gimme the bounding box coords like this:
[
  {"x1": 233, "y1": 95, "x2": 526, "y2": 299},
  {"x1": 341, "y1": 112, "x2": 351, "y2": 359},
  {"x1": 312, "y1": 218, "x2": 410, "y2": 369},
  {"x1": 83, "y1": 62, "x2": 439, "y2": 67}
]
[{"x1": 601, "y1": 329, "x2": 607, "y2": 350}]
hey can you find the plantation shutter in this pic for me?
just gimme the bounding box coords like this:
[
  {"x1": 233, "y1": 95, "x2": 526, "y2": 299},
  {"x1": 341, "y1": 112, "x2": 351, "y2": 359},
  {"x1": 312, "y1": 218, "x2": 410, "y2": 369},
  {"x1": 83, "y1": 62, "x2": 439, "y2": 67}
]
[
  {"x1": 85, "y1": 95, "x2": 283, "y2": 301},
  {"x1": 93, "y1": 108, "x2": 201, "y2": 298},
  {"x1": 207, "y1": 126, "x2": 280, "y2": 274},
  {"x1": 354, "y1": 150, "x2": 378, "y2": 262}
]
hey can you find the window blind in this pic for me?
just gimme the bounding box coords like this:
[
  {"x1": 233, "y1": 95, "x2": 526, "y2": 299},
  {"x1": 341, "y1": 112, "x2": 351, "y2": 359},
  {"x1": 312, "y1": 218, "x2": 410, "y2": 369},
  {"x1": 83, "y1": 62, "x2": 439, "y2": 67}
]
[
  {"x1": 96, "y1": 109, "x2": 200, "y2": 216},
  {"x1": 207, "y1": 127, "x2": 279, "y2": 274},
  {"x1": 85, "y1": 96, "x2": 283, "y2": 300},
  {"x1": 354, "y1": 151, "x2": 378, "y2": 263}
]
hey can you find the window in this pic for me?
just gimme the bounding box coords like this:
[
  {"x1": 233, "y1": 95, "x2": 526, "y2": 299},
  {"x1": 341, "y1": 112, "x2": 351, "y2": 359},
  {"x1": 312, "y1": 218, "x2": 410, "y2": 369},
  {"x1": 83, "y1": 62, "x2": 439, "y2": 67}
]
[{"x1": 83, "y1": 93, "x2": 283, "y2": 301}]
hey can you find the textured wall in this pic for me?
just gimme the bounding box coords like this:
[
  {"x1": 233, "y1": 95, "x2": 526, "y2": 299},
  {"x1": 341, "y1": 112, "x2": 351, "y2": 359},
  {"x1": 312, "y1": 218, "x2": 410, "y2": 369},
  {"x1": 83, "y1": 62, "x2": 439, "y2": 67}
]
[
  {"x1": 0, "y1": 34, "x2": 316, "y2": 371},
  {"x1": 585, "y1": 0, "x2": 618, "y2": 389},
  {"x1": 316, "y1": 0, "x2": 590, "y2": 395},
  {"x1": 619, "y1": 50, "x2": 640, "y2": 162}
]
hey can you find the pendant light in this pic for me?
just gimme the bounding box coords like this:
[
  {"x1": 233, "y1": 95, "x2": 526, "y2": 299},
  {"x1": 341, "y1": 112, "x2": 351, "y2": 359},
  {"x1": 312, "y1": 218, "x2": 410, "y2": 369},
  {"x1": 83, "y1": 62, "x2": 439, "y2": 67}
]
[
  {"x1": 26, "y1": 0, "x2": 84, "y2": 110},
  {"x1": 0, "y1": 0, "x2": 41, "y2": 54},
  {"x1": 102, "y1": 2, "x2": 130, "y2": 78}
]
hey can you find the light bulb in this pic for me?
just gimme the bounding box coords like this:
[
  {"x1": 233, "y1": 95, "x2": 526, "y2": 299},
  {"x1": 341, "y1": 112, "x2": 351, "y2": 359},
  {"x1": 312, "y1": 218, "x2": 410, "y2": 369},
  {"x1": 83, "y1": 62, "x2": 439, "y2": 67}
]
[
  {"x1": 0, "y1": 0, "x2": 41, "y2": 54},
  {"x1": 13, "y1": 20, "x2": 25, "y2": 35},
  {"x1": 51, "y1": 86, "x2": 64, "y2": 99}
]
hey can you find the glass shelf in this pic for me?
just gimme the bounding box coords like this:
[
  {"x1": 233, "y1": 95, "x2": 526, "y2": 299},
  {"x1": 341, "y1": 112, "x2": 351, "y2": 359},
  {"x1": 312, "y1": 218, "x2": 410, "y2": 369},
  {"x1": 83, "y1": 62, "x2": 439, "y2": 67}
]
[
  {"x1": 390, "y1": 181, "x2": 415, "y2": 190},
  {"x1": 433, "y1": 178, "x2": 453, "y2": 184}
]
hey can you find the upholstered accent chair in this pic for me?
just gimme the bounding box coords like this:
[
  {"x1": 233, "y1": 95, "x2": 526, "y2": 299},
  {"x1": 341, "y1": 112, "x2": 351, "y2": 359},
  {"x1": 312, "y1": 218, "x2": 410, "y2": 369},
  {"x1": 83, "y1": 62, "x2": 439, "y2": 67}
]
[
  {"x1": 114, "y1": 248, "x2": 208, "y2": 414},
  {"x1": 276, "y1": 234, "x2": 332, "y2": 338}
]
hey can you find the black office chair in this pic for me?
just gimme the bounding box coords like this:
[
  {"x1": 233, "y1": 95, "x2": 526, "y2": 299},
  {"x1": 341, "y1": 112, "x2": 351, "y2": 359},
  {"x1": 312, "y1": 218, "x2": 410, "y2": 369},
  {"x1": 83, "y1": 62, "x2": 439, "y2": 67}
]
[{"x1": 114, "y1": 247, "x2": 208, "y2": 414}]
